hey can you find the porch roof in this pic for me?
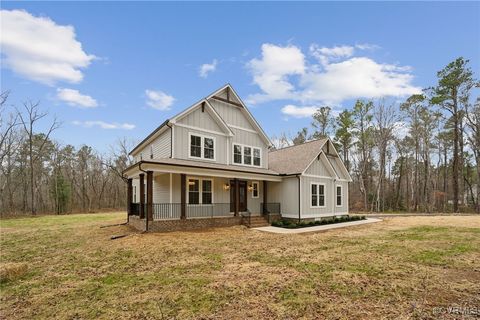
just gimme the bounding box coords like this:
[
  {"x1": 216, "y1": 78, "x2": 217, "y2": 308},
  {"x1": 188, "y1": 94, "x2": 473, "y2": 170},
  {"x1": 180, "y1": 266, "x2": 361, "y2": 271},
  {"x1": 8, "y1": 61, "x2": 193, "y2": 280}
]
[{"x1": 123, "y1": 159, "x2": 282, "y2": 182}]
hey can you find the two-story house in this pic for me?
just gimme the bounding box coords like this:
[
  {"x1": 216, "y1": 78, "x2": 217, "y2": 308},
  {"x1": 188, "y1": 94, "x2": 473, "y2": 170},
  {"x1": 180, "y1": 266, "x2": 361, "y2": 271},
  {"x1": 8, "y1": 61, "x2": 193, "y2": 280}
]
[{"x1": 123, "y1": 84, "x2": 352, "y2": 232}]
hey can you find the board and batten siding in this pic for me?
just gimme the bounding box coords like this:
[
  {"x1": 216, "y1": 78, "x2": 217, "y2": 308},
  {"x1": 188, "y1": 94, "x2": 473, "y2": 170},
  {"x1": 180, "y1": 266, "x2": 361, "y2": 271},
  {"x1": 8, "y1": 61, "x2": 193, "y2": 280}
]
[
  {"x1": 209, "y1": 99, "x2": 256, "y2": 131},
  {"x1": 173, "y1": 126, "x2": 228, "y2": 164},
  {"x1": 267, "y1": 177, "x2": 299, "y2": 218},
  {"x1": 304, "y1": 156, "x2": 333, "y2": 177},
  {"x1": 176, "y1": 105, "x2": 225, "y2": 133},
  {"x1": 300, "y1": 175, "x2": 348, "y2": 218}
]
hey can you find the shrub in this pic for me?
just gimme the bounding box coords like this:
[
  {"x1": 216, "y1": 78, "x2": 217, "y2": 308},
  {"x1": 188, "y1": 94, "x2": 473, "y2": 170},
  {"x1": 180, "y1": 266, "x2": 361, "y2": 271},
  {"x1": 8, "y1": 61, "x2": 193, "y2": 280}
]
[{"x1": 272, "y1": 215, "x2": 367, "y2": 229}]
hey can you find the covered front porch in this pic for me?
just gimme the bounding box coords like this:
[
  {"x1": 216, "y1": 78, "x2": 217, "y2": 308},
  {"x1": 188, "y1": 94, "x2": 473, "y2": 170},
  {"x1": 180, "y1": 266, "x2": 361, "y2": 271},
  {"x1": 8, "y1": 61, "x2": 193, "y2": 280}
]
[{"x1": 124, "y1": 160, "x2": 281, "y2": 231}]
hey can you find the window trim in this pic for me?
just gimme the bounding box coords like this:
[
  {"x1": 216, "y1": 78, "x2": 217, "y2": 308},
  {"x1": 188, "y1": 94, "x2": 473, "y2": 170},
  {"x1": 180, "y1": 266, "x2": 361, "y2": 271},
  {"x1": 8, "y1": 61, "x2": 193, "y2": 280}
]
[
  {"x1": 186, "y1": 177, "x2": 214, "y2": 205},
  {"x1": 310, "y1": 182, "x2": 326, "y2": 208},
  {"x1": 231, "y1": 143, "x2": 262, "y2": 167},
  {"x1": 251, "y1": 181, "x2": 259, "y2": 198},
  {"x1": 188, "y1": 132, "x2": 216, "y2": 161},
  {"x1": 336, "y1": 184, "x2": 342, "y2": 207}
]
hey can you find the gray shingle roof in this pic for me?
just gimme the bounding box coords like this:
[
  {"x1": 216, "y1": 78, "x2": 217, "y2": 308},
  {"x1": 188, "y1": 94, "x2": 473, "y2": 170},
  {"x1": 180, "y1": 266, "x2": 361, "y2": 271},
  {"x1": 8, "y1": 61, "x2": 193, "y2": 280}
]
[{"x1": 268, "y1": 138, "x2": 328, "y2": 175}]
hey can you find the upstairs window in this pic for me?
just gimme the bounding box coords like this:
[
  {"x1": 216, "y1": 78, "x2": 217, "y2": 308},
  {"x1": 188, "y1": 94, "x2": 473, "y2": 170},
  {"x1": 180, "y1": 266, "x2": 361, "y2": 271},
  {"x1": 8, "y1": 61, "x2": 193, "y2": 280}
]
[
  {"x1": 190, "y1": 135, "x2": 201, "y2": 158},
  {"x1": 336, "y1": 185, "x2": 342, "y2": 206},
  {"x1": 232, "y1": 144, "x2": 262, "y2": 167},
  {"x1": 189, "y1": 133, "x2": 215, "y2": 160},
  {"x1": 311, "y1": 183, "x2": 325, "y2": 207},
  {"x1": 233, "y1": 145, "x2": 242, "y2": 164},
  {"x1": 253, "y1": 148, "x2": 261, "y2": 166},
  {"x1": 244, "y1": 147, "x2": 252, "y2": 165},
  {"x1": 204, "y1": 137, "x2": 214, "y2": 159}
]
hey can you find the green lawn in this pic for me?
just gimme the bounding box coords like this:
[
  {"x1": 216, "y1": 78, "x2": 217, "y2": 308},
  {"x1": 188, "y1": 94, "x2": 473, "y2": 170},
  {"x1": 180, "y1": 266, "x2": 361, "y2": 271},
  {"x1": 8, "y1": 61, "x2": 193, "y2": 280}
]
[{"x1": 1, "y1": 213, "x2": 479, "y2": 319}]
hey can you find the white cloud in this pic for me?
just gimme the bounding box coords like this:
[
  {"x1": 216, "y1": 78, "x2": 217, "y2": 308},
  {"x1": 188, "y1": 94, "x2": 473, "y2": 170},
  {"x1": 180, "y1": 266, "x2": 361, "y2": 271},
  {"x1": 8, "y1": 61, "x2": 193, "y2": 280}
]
[
  {"x1": 281, "y1": 105, "x2": 318, "y2": 118},
  {"x1": 247, "y1": 43, "x2": 305, "y2": 103},
  {"x1": 72, "y1": 120, "x2": 135, "y2": 130},
  {"x1": 145, "y1": 90, "x2": 175, "y2": 111},
  {"x1": 0, "y1": 9, "x2": 95, "y2": 85},
  {"x1": 199, "y1": 59, "x2": 217, "y2": 78},
  {"x1": 247, "y1": 43, "x2": 421, "y2": 105},
  {"x1": 56, "y1": 88, "x2": 97, "y2": 108}
]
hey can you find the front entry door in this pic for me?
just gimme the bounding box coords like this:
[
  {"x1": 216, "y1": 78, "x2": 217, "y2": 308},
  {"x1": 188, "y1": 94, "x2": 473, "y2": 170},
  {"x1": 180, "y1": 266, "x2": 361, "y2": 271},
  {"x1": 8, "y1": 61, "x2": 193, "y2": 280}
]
[{"x1": 230, "y1": 180, "x2": 247, "y2": 212}]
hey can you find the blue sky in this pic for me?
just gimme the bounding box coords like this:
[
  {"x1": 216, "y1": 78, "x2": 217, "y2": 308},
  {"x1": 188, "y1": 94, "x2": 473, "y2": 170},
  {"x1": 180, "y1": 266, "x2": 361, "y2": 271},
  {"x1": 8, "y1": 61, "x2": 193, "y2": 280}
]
[{"x1": 1, "y1": 2, "x2": 479, "y2": 153}]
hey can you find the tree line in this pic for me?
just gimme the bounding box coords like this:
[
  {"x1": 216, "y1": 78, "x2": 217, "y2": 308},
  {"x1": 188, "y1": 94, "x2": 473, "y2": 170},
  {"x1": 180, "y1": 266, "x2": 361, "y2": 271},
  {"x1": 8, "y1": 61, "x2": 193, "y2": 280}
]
[
  {"x1": 272, "y1": 57, "x2": 479, "y2": 213},
  {"x1": 1, "y1": 57, "x2": 478, "y2": 215},
  {"x1": 0, "y1": 95, "x2": 132, "y2": 216}
]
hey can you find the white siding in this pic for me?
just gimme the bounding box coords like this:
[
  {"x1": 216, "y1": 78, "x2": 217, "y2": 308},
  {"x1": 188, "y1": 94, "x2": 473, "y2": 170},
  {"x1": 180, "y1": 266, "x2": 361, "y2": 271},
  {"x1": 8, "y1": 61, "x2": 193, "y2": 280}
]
[
  {"x1": 209, "y1": 99, "x2": 256, "y2": 130},
  {"x1": 300, "y1": 175, "x2": 348, "y2": 218},
  {"x1": 132, "y1": 129, "x2": 171, "y2": 161},
  {"x1": 268, "y1": 177, "x2": 299, "y2": 218},
  {"x1": 304, "y1": 157, "x2": 331, "y2": 176},
  {"x1": 173, "y1": 125, "x2": 228, "y2": 164},
  {"x1": 176, "y1": 106, "x2": 224, "y2": 133}
]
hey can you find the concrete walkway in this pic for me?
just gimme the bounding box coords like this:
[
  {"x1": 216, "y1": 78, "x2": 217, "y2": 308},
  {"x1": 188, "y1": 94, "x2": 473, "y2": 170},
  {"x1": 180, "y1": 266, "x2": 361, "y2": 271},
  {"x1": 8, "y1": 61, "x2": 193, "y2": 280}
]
[{"x1": 253, "y1": 218, "x2": 382, "y2": 234}]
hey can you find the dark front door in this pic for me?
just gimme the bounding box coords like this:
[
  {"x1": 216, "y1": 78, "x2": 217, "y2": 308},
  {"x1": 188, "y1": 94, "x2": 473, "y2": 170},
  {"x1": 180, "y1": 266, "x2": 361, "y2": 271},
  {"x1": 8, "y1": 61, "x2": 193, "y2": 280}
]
[{"x1": 230, "y1": 180, "x2": 247, "y2": 212}]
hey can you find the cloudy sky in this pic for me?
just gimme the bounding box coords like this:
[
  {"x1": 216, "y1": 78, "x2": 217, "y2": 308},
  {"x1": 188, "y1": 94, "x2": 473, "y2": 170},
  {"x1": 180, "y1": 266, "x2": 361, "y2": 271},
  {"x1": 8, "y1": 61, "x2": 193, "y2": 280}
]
[{"x1": 1, "y1": 2, "x2": 479, "y2": 152}]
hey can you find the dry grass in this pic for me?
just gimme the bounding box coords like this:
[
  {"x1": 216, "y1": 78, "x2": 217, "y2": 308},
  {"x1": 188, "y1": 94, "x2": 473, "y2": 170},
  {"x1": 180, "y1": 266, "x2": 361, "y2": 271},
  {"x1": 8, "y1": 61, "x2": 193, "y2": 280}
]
[{"x1": 1, "y1": 213, "x2": 479, "y2": 319}]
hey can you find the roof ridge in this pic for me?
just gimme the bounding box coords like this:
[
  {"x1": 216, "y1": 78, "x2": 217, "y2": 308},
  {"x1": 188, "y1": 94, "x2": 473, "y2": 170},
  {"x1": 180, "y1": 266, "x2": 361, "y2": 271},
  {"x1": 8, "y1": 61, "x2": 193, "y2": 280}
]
[{"x1": 269, "y1": 138, "x2": 327, "y2": 153}]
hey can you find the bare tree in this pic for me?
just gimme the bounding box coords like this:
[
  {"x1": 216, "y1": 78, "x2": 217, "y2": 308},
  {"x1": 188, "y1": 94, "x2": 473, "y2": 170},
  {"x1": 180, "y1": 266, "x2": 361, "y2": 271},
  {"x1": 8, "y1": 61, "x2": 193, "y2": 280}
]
[{"x1": 17, "y1": 101, "x2": 60, "y2": 215}]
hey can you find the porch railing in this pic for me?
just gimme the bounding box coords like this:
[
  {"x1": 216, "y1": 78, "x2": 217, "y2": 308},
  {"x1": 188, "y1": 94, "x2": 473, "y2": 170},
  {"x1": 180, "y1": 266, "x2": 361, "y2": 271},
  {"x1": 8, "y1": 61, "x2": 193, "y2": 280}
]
[
  {"x1": 151, "y1": 203, "x2": 233, "y2": 220},
  {"x1": 261, "y1": 203, "x2": 281, "y2": 214}
]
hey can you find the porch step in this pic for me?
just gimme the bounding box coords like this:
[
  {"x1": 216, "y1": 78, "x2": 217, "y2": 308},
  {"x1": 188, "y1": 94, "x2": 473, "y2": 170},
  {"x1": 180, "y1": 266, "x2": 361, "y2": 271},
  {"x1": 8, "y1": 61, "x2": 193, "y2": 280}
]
[{"x1": 244, "y1": 216, "x2": 270, "y2": 228}]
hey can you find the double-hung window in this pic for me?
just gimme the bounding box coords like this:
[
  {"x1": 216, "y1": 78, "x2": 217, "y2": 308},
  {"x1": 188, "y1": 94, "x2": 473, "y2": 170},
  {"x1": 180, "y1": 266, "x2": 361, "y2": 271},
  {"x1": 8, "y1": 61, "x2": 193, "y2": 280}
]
[
  {"x1": 233, "y1": 145, "x2": 242, "y2": 164},
  {"x1": 232, "y1": 144, "x2": 261, "y2": 167},
  {"x1": 311, "y1": 183, "x2": 325, "y2": 207},
  {"x1": 253, "y1": 148, "x2": 261, "y2": 166},
  {"x1": 189, "y1": 133, "x2": 215, "y2": 160},
  {"x1": 244, "y1": 147, "x2": 252, "y2": 165},
  {"x1": 336, "y1": 185, "x2": 342, "y2": 206},
  {"x1": 188, "y1": 178, "x2": 213, "y2": 205}
]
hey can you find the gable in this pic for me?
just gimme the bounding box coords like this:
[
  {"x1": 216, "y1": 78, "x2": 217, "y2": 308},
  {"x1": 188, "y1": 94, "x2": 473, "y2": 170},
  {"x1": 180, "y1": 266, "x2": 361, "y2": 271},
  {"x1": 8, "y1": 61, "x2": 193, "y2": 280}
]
[
  {"x1": 327, "y1": 156, "x2": 351, "y2": 180},
  {"x1": 207, "y1": 84, "x2": 272, "y2": 146},
  {"x1": 176, "y1": 104, "x2": 225, "y2": 134},
  {"x1": 304, "y1": 154, "x2": 335, "y2": 177}
]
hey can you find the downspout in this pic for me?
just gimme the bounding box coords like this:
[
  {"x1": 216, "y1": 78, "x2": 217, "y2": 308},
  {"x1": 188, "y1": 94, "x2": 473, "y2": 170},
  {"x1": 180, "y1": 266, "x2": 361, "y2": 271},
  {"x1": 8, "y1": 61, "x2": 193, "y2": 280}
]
[
  {"x1": 167, "y1": 121, "x2": 173, "y2": 158},
  {"x1": 333, "y1": 178, "x2": 336, "y2": 218},
  {"x1": 297, "y1": 175, "x2": 301, "y2": 223},
  {"x1": 138, "y1": 162, "x2": 149, "y2": 232}
]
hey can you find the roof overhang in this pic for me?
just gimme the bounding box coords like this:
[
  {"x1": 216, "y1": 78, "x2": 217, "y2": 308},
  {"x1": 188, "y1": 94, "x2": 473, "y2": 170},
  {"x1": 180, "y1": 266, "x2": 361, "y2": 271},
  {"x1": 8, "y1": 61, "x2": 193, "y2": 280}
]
[{"x1": 124, "y1": 161, "x2": 282, "y2": 182}]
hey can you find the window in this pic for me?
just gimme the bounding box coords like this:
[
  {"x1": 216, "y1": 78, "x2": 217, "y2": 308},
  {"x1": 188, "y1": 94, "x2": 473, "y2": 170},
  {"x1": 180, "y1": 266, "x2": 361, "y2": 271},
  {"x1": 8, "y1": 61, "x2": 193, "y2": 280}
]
[
  {"x1": 234, "y1": 145, "x2": 242, "y2": 164},
  {"x1": 336, "y1": 185, "x2": 342, "y2": 206},
  {"x1": 244, "y1": 147, "x2": 252, "y2": 165},
  {"x1": 189, "y1": 133, "x2": 215, "y2": 160},
  {"x1": 190, "y1": 135, "x2": 201, "y2": 158},
  {"x1": 188, "y1": 179, "x2": 200, "y2": 204},
  {"x1": 233, "y1": 144, "x2": 262, "y2": 166},
  {"x1": 204, "y1": 138, "x2": 214, "y2": 159},
  {"x1": 253, "y1": 148, "x2": 261, "y2": 166},
  {"x1": 252, "y1": 182, "x2": 259, "y2": 198},
  {"x1": 202, "y1": 180, "x2": 212, "y2": 204},
  {"x1": 311, "y1": 183, "x2": 325, "y2": 207},
  {"x1": 188, "y1": 178, "x2": 213, "y2": 205}
]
